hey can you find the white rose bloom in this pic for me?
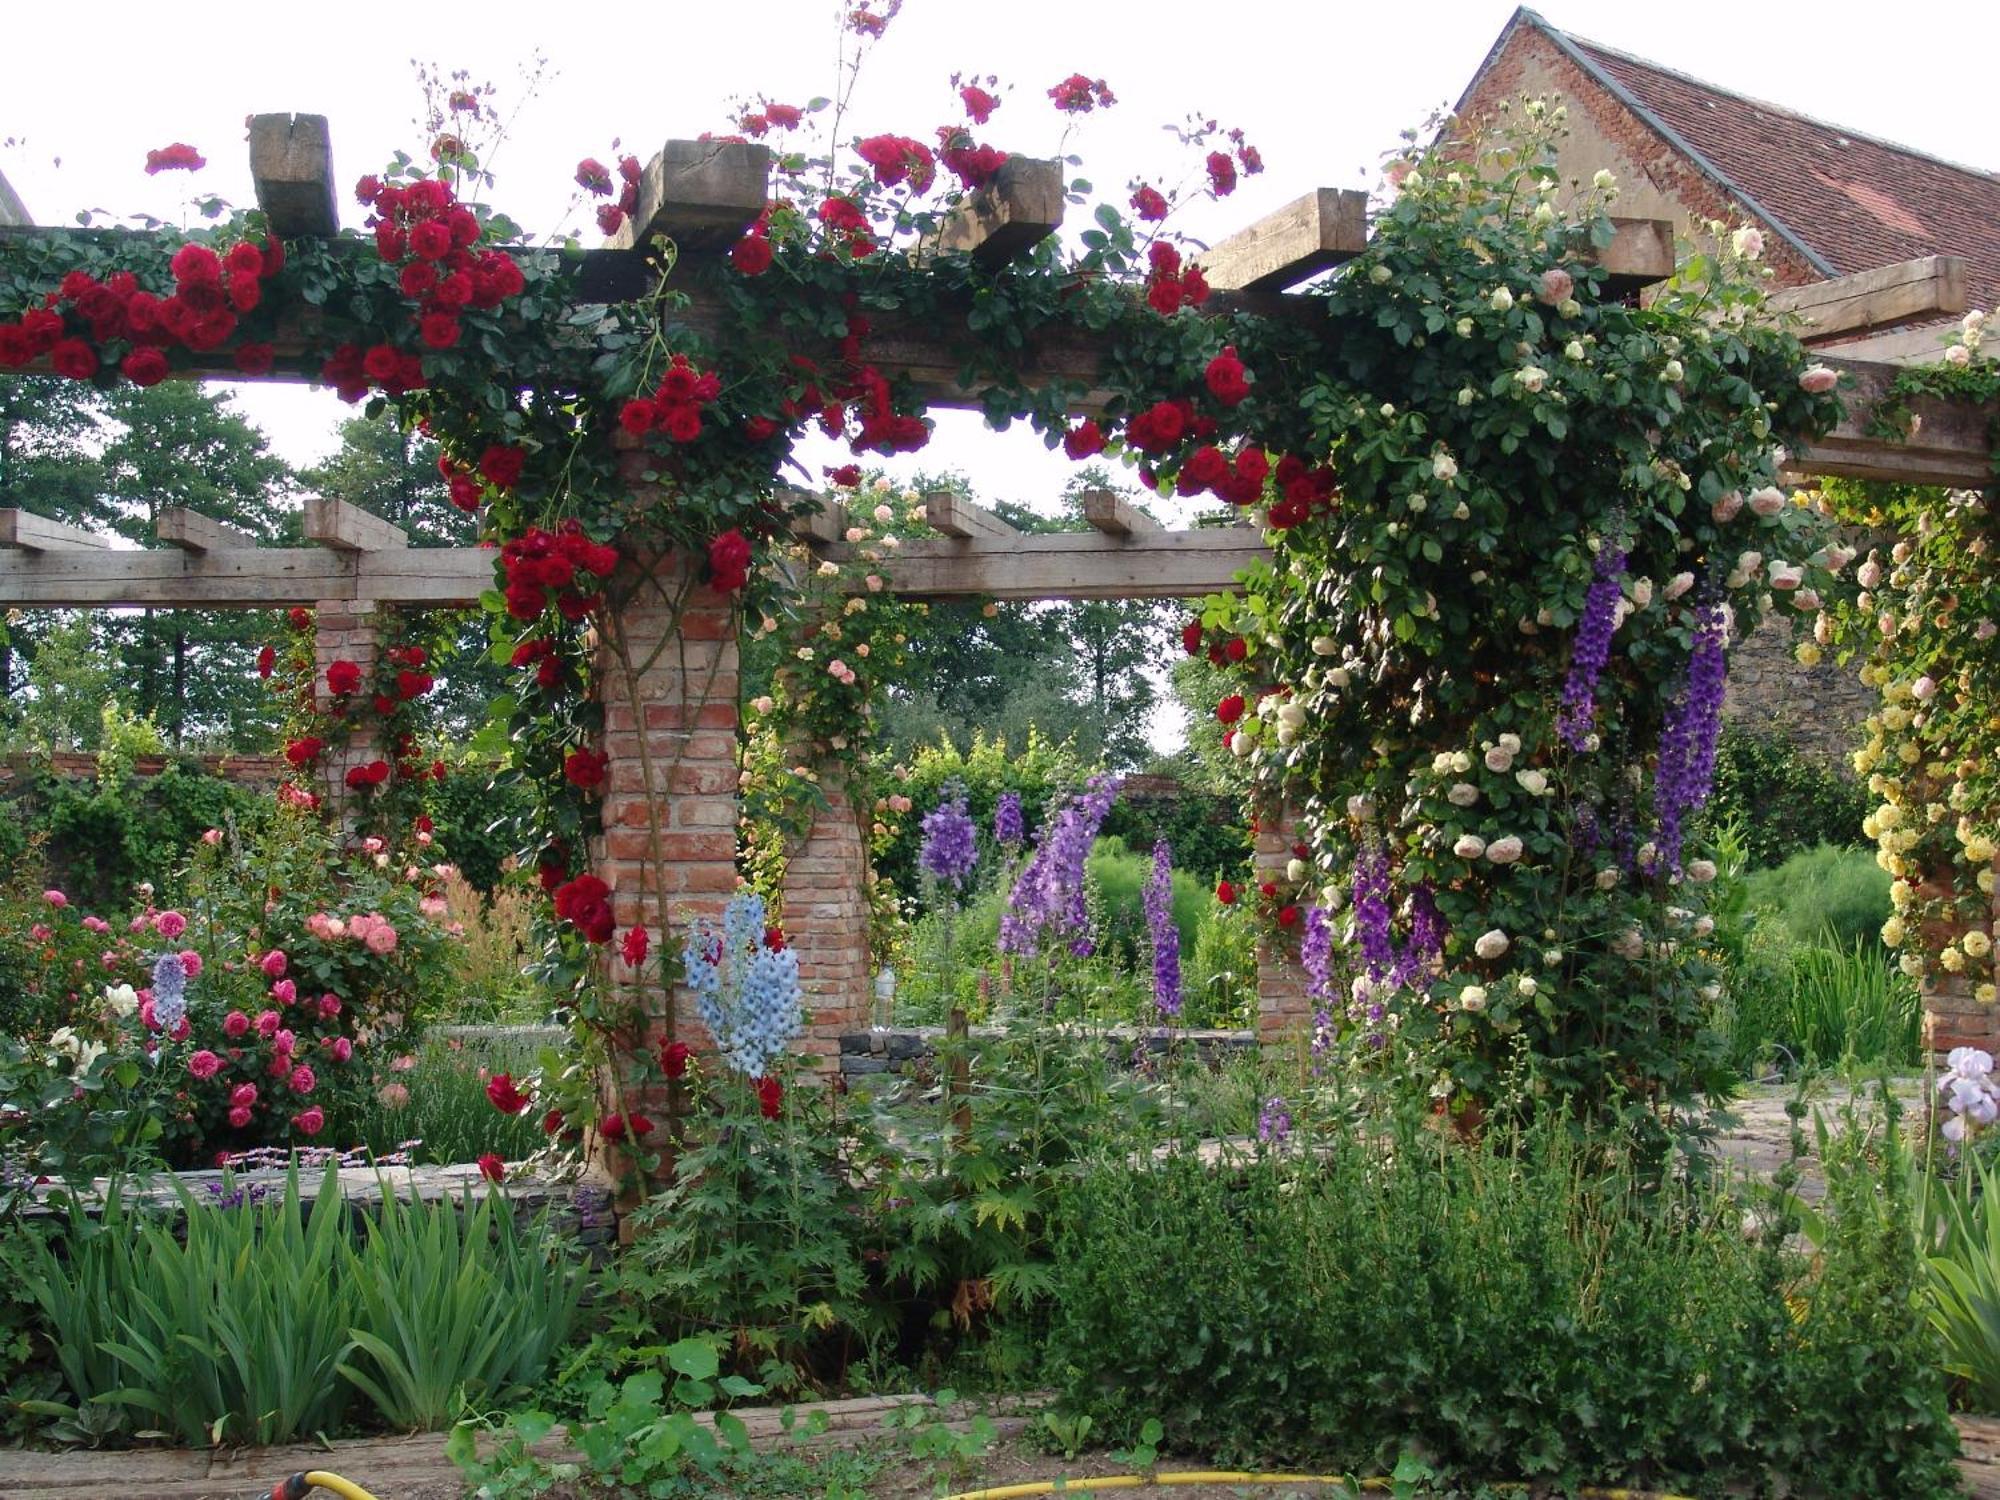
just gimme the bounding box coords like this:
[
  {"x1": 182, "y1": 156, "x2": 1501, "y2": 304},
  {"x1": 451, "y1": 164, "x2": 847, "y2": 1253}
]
[
  {"x1": 1516, "y1": 769, "x2": 1549, "y2": 796},
  {"x1": 1490, "y1": 286, "x2": 1515, "y2": 312},
  {"x1": 1459, "y1": 986, "x2": 1489, "y2": 1012},
  {"x1": 1686, "y1": 859, "x2": 1717, "y2": 883},
  {"x1": 1662, "y1": 359, "x2": 1684, "y2": 383},
  {"x1": 1595, "y1": 868, "x2": 1620, "y2": 891},
  {"x1": 1767, "y1": 562, "x2": 1802, "y2": 591},
  {"x1": 1485, "y1": 836, "x2": 1524, "y2": 864},
  {"x1": 1593, "y1": 168, "x2": 1617, "y2": 191},
  {"x1": 1286, "y1": 858, "x2": 1309, "y2": 883},
  {"x1": 1454, "y1": 834, "x2": 1487, "y2": 859},
  {"x1": 1946, "y1": 344, "x2": 1972, "y2": 368},
  {"x1": 1484, "y1": 746, "x2": 1514, "y2": 773},
  {"x1": 1912, "y1": 675, "x2": 1937, "y2": 702},
  {"x1": 1448, "y1": 782, "x2": 1480, "y2": 807},
  {"x1": 1611, "y1": 928, "x2": 1645, "y2": 960},
  {"x1": 1433, "y1": 451, "x2": 1459, "y2": 482},
  {"x1": 1328, "y1": 667, "x2": 1352, "y2": 689},
  {"x1": 1347, "y1": 794, "x2": 1375, "y2": 820},
  {"x1": 1311, "y1": 635, "x2": 1339, "y2": 656},
  {"x1": 1517, "y1": 975, "x2": 1539, "y2": 997},
  {"x1": 1565, "y1": 340, "x2": 1586, "y2": 360},
  {"x1": 1277, "y1": 702, "x2": 1306, "y2": 729},
  {"x1": 1730, "y1": 225, "x2": 1765, "y2": 259},
  {"x1": 1497, "y1": 734, "x2": 1522, "y2": 755},
  {"x1": 1446, "y1": 751, "x2": 1471, "y2": 774},
  {"x1": 1629, "y1": 578, "x2": 1654, "y2": 609},
  {"x1": 1664, "y1": 571, "x2": 1694, "y2": 601},
  {"x1": 1515, "y1": 365, "x2": 1549, "y2": 393},
  {"x1": 105, "y1": 984, "x2": 138, "y2": 1019},
  {"x1": 1456, "y1": 319, "x2": 1474, "y2": 338},
  {"x1": 1474, "y1": 929, "x2": 1511, "y2": 960},
  {"x1": 1693, "y1": 915, "x2": 1716, "y2": 937}
]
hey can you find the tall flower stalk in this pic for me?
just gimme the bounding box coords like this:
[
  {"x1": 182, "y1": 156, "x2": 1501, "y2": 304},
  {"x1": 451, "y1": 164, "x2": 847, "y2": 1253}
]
[
  {"x1": 1556, "y1": 542, "x2": 1627, "y2": 750},
  {"x1": 1653, "y1": 602, "x2": 1729, "y2": 872},
  {"x1": 1144, "y1": 839, "x2": 1182, "y2": 1020},
  {"x1": 999, "y1": 775, "x2": 1122, "y2": 960}
]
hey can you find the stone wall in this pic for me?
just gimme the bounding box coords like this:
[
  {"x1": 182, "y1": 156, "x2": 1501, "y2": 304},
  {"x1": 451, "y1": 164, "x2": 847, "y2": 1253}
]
[
  {"x1": 837, "y1": 1025, "x2": 1257, "y2": 1084},
  {"x1": 778, "y1": 771, "x2": 873, "y2": 1072},
  {"x1": 1723, "y1": 612, "x2": 1874, "y2": 769}
]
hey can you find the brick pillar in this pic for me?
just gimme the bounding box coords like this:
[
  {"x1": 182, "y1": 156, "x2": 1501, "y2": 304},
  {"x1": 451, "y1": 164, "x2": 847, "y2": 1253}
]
[
  {"x1": 1920, "y1": 858, "x2": 2000, "y2": 1060},
  {"x1": 311, "y1": 598, "x2": 381, "y2": 820},
  {"x1": 591, "y1": 559, "x2": 740, "y2": 1135},
  {"x1": 1253, "y1": 810, "x2": 1312, "y2": 1043},
  {"x1": 778, "y1": 770, "x2": 872, "y2": 1074}
]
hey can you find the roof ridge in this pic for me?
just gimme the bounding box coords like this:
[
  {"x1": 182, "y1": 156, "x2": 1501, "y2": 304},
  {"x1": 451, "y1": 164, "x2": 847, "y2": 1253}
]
[{"x1": 1561, "y1": 28, "x2": 2000, "y2": 187}]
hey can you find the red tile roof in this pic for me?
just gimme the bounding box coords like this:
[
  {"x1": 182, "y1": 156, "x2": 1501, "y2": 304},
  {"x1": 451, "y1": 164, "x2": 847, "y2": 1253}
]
[{"x1": 1538, "y1": 15, "x2": 2000, "y2": 314}]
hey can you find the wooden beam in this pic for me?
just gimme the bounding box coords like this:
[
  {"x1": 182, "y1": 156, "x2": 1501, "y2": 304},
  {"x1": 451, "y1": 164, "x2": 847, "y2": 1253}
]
[
  {"x1": 833, "y1": 526, "x2": 1268, "y2": 601},
  {"x1": 796, "y1": 497, "x2": 850, "y2": 547},
  {"x1": 923, "y1": 491, "x2": 1018, "y2": 540},
  {"x1": 1775, "y1": 257, "x2": 1968, "y2": 343},
  {"x1": 249, "y1": 114, "x2": 338, "y2": 238},
  {"x1": 0, "y1": 166, "x2": 29, "y2": 228},
  {"x1": 304, "y1": 498, "x2": 407, "y2": 552},
  {"x1": 0, "y1": 546, "x2": 492, "y2": 608},
  {"x1": 1592, "y1": 218, "x2": 1675, "y2": 296},
  {"x1": 1794, "y1": 356, "x2": 1996, "y2": 488},
  {"x1": 1201, "y1": 189, "x2": 1368, "y2": 293},
  {"x1": 1820, "y1": 322, "x2": 1994, "y2": 368},
  {"x1": 936, "y1": 158, "x2": 1065, "y2": 268},
  {"x1": 0, "y1": 510, "x2": 111, "y2": 551},
  {"x1": 156, "y1": 507, "x2": 255, "y2": 552},
  {"x1": 1081, "y1": 489, "x2": 1162, "y2": 537},
  {"x1": 607, "y1": 140, "x2": 771, "y2": 255}
]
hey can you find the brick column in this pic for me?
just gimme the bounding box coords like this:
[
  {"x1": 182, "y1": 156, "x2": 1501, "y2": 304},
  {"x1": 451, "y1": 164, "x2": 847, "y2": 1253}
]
[
  {"x1": 591, "y1": 559, "x2": 741, "y2": 1132},
  {"x1": 1921, "y1": 859, "x2": 2000, "y2": 1060},
  {"x1": 1253, "y1": 810, "x2": 1313, "y2": 1043},
  {"x1": 311, "y1": 598, "x2": 382, "y2": 820},
  {"x1": 778, "y1": 770, "x2": 872, "y2": 1074}
]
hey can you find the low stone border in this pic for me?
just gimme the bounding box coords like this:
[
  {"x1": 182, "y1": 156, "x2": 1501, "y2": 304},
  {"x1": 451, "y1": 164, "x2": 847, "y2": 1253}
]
[
  {"x1": 0, "y1": 1391, "x2": 1045, "y2": 1500},
  {"x1": 841, "y1": 1024, "x2": 1256, "y2": 1078}
]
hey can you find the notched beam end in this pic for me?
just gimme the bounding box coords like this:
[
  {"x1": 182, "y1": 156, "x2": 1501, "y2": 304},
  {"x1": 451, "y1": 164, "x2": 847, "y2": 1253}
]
[
  {"x1": 249, "y1": 114, "x2": 339, "y2": 239},
  {"x1": 608, "y1": 140, "x2": 773, "y2": 255},
  {"x1": 936, "y1": 158, "x2": 1066, "y2": 268}
]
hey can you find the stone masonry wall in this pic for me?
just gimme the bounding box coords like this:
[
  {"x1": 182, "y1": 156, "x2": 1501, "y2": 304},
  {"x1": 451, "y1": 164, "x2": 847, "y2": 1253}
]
[
  {"x1": 777, "y1": 771, "x2": 872, "y2": 1073},
  {"x1": 311, "y1": 598, "x2": 381, "y2": 816}
]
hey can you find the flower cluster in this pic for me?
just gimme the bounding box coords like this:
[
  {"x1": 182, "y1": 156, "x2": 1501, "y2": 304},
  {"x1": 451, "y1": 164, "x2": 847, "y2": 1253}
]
[
  {"x1": 499, "y1": 523, "x2": 620, "y2": 624},
  {"x1": 1940, "y1": 1047, "x2": 2000, "y2": 1143},
  {"x1": 918, "y1": 788, "x2": 979, "y2": 893},
  {"x1": 683, "y1": 892, "x2": 803, "y2": 1079},
  {"x1": 999, "y1": 775, "x2": 1122, "y2": 957},
  {"x1": 1144, "y1": 839, "x2": 1182, "y2": 1019}
]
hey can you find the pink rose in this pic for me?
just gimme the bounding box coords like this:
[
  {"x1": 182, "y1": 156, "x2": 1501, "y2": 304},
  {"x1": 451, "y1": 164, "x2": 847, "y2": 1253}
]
[
  {"x1": 273, "y1": 1029, "x2": 295, "y2": 1056},
  {"x1": 169, "y1": 1017, "x2": 189, "y2": 1042},
  {"x1": 1798, "y1": 364, "x2": 1837, "y2": 394},
  {"x1": 330, "y1": 1037, "x2": 353, "y2": 1063},
  {"x1": 378, "y1": 1082, "x2": 410, "y2": 1109},
  {"x1": 139, "y1": 998, "x2": 157, "y2": 1030},
  {"x1": 30, "y1": 924, "x2": 49, "y2": 941},
  {"x1": 346, "y1": 913, "x2": 377, "y2": 943},
  {"x1": 391, "y1": 1054, "x2": 416, "y2": 1072},
  {"x1": 255, "y1": 1010, "x2": 281, "y2": 1038},
  {"x1": 293, "y1": 1106, "x2": 324, "y2": 1137},
  {"x1": 43, "y1": 889, "x2": 67, "y2": 908},
  {"x1": 1711, "y1": 491, "x2": 1743, "y2": 522},
  {"x1": 178, "y1": 949, "x2": 202, "y2": 978},
  {"x1": 188, "y1": 1049, "x2": 222, "y2": 1080},
  {"x1": 289, "y1": 1065, "x2": 316, "y2": 1095},
  {"x1": 362, "y1": 836, "x2": 386, "y2": 855},
  {"x1": 201, "y1": 828, "x2": 223, "y2": 846},
  {"x1": 1536, "y1": 267, "x2": 1574, "y2": 305},
  {"x1": 318, "y1": 993, "x2": 342, "y2": 1018},
  {"x1": 260, "y1": 949, "x2": 288, "y2": 978},
  {"x1": 228, "y1": 1106, "x2": 253, "y2": 1129},
  {"x1": 365, "y1": 923, "x2": 398, "y2": 955},
  {"x1": 230, "y1": 1083, "x2": 258, "y2": 1108},
  {"x1": 223, "y1": 1010, "x2": 251, "y2": 1039},
  {"x1": 420, "y1": 895, "x2": 449, "y2": 920},
  {"x1": 271, "y1": 978, "x2": 297, "y2": 1005},
  {"x1": 83, "y1": 915, "x2": 109, "y2": 934},
  {"x1": 305, "y1": 912, "x2": 333, "y2": 940},
  {"x1": 152, "y1": 910, "x2": 187, "y2": 939}
]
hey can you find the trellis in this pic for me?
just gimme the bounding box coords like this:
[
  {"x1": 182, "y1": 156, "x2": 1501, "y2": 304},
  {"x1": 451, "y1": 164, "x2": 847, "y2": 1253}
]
[{"x1": 0, "y1": 113, "x2": 1991, "y2": 1096}]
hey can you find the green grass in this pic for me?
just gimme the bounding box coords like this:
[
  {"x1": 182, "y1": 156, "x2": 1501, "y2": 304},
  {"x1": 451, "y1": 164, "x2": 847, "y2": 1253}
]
[{"x1": 344, "y1": 1033, "x2": 550, "y2": 1166}]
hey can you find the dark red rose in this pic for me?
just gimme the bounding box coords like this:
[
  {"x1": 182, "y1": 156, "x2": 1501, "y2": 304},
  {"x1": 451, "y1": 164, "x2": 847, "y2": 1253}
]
[
  {"x1": 283, "y1": 736, "x2": 324, "y2": 767},
  {"x1": 479, "y1": 444, "x2": 526, "y2": 490},
  {"x1": 225, "y1": 241, "x2": 265, "y2": 279},
  {"x1": 257, "y1": 645, "x2": 276, "y2": 679},
  {"x1": 476, "y1": 1153, "x2": 505, "y2": 1183},
  {"x1": 121, "y1": 348, "x2": 170, "y2": 387},
  {"x1": 660, "y1": 403, "x2": 702, "y2": 443},
  {"x1": 50, "y1": 339, "x2": 97, "y2": 381},
  {"x1": 1216, "y1": 880, "x2": 1237, "y2": 905},
  {"x1": 145, "y1": 142, "x2": 206, "y2": 175},
  {"x1": 707, "y1": 528, "x2": 753, "y2": 593},
  {"x1": 448, "y1": 473, "x2": 483, "y2": 512},
  {"x1": 621, "y1": 925, "x2": 649, "y2": 968},
  {"x1": 1062, "y1": 418, "x2": 1106, "y2": 461},
  {"x1": 541, "y1": 1108, "x2": 565, "y2": 1135},
  {"x1": 1224, "y1": 637, "x2": 1247, "y2": 662},
  {"x1": 563, "y1": 748, "x2": 608, "y2": 790},
  {"x1": 660, "y1": 1039, "x2": 691, "y2": 1078},
  {"x1": 169, "y1": 243, "x2": 223, "y2": 285},
  {"x1": 409, "y1": 221, "x2": 454, "y2": 261},
  {"x1": 730, "y1": 231, "x2": 774, "y2": 276},
  {"x1": 757, "y1": 1077, "x2": 784, "y2": 1120},
  {"x1": 325, "y1": 659, "x2": 363, "y2": 696},
  {"x1": 418, "y1": 313, "x2": 460, "y2": 349},
  {"x1": 595, "y1": 203, "x2": 626, "y2": 236},
  {"x1": 1278, "y1": 905, "x2": 1300, "y2": 928},
  {"x1": 1182, "y1": 620, "x2": 1203, "y2": 656},
  {"x1": 1215, "y1": 694, "x2": 1245, "y2": 725},
  {"x1": 1205, "y1": 346, "x2": 1252, "y2": 406},
  {"x1": 1130, "y1": 185, "x2": 1168, "y2": 221},
  {"x1": 233, "y1": 343, "x2": 276, "y2": 376},
  {"x1": 960, "y1": 85, "x2": 999, "y2": 124},
  {"x1": 487, "y1": 1074, "x2": 531, "y2": 1114},
  {"x1": 1180, "y1": 445, "x2": 1230, "y2": 494},
  {"x1": 1205, "y1": 150, "x2": 1237, "y2": 197},
  {"x1": 574, "y1": 158, "x2": 612, "y2": 195},
  {"x1": 400, "y1": 261, "x2": 439, "y2": 298}
]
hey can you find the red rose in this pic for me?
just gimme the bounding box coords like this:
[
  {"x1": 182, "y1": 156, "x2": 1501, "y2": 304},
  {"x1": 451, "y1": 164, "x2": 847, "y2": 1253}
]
[
  {"x1": 1216, "y1": 880, "x2": 1237, "y2": 905},
  {"x1": 20, "y1": 308, "x2": 63, "y2": 354},
  {"x1": 595, "y1": 203, "x2": 626, "y2": 236},
  {"x1": 564, "y1": 747, "x2": 608, "y2": 790},
  {"x1": 707, "y1": 528, "x2": 753, "y2": 593},
  {"x1": 660, "y1": 403, "x2": 702, "y2": 443},
  {"x1": 233, "y1": 344, "x2": 276, "y2": 376},
  {"x1": 960, "y1": 85, "x2": 999, "y2": 124},
  {"x1": 169, "y1": 243, "x2": 223, "y2": 286},
  {"x1": 541, "y1": 1108, "x2": 565, "y2": 1135},
  {"x1": 288, "y1": 607, "x2": 313, "y2": 631},
  {"x1": 257, "y1": 645, "x2": 276, "y2": 679},
  {"x1": 396, "y1": 670, "x2": 434, "y2": 699},
  {"x1": 50, "y1": 339, "x2": 97, "y2": 381},
  {"x1": 1182, "y1": 620, "x2": 1203, "y2": 656},
  {"x1": 225, "y1": 241, "x2": 265, "y2": 279},
  {"x1": 1205, "y1": 151, "x2": 1238, "y2": 197},
  {"x1": 1224, "y1": 637, "x2": 1247, "y2": 662},
  {"x1": 1180, "y1": 445, "x2": 1230, "y2": 494},
  {"x1": 826, "y1": 464, "x2": 862, "y2": 488},
  {"x1": 479, "y1": 444, "x2": 526, "y2": 490},
  {"x1": 731, "y1": 232, "x2": 774, "y2": 276},
  {"x1": 1215, "y1": 694, "x2": 1245, "y2": 725},
  {"x1": 145, "y1": 142, "x2": 207, "y2": 175},
  {"x1": 283, "y1": 736, "x2": 324, "y2": 767},
  {"x1": 1205, "y1": 346, "x2": 1252, "y2": 406},
  {"x1": 408, "y1": 220, "x2": 454, "y2": 261},
  {"x1": 1278, "y1": 906, "x2": 1300, "y2": 928},
  {"x1": 1130, "y1": 185, "x2": 1169, "y2": 221},
  {"x1": 0, "y1": 325, "x2": 30, "y2": 368},
  {"x1": 325, "y1": 659, "x2": 363, "y2": 695},
  {"x1": 476, "y1": 1153, "x2": 505, "y2": 1183},
  {"x1": 757, "y1": 1077, "x2": 784, "y2": 1120},
  {"x1": 486, "y1": 1072, "x2": 531, "y2": 1114},
  {"x1": 355, "y1": 175, "x2": 383, "y2": 204},
  {"x1": 448, "y1": 473, "x2": 483, "y2": 512},
  {"x1": 574, "y1": 158, "x2": 613, "y2": 195},
  {"x1": 619, "y1": 398, "x2": 657, "y2": 436},
  {"x1": 121, "y1": 348, "x2": 170, "y2": 387},
  {"x1": 1259, "y1": 882, "x2": 1278, "y2": 899},
  {"x1": 621, "y1": 925, "x2": 649, "y2": 968},
  {"x1": 400, "y1": 261, "x2": 439, "y2": 298},
  {"x1": 660, "y1": 1039, "x2": 691, "y2": 1078},
  {"x1": 764, "y1": 926, "x2": 787, "y2": 951},
  {"x1": 419, "y1": 313, "x2": 460, "y2": 349},
  {"x1": 1062, "y1": 418, "x2": 1106, "y2": 461},
  {"x1": 599, "y1": 1112, "x2": 626, "y2": 1143}
]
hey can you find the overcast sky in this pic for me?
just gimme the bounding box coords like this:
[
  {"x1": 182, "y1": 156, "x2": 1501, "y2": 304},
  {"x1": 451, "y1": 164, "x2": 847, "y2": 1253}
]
[{"x1": 4, "y1": 0, "x2": 1993, "y2": 747}]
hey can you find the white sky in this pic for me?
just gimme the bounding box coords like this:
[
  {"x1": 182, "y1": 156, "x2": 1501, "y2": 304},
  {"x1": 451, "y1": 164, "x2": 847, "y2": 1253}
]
[{"x1": 4, "y1": 0, "x2": 1994, "y2": 749}]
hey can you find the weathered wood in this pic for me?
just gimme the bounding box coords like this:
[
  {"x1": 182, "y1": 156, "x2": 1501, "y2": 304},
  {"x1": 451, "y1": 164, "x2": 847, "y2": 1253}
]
[
  {"x1": 1081, "y1": 489, "x2": 1162, "y2": 536},
  {"x1": 248, "y1": 114, "x2": 338, "y2": 238},
  {"x1": 607, "y1": 139, "x2": 772, "y2": 254},
  {"x1": 1775, "y1": 256, "x2": 1968, "y2": 342},
  {"x1": 0, "y1": 166, "x2": 29, "y2": 228},
  {"x1": 923, "y1": 491, "x2": 1018, "y2": 540},
  {"x1": 0, "y1": 546, "x2": 491, "y2": 608},
  {"x1": 835, "y1": 526, "x2": 1270, "y2": 600},
  {"x1": 1594, "y1": 217, "x2": 1675, "y2": 295},
  {"x1": 1798, "y1": 355, "x2": 1996, "y2": 489},
  {"x1": 304, "y1": 497, "x2": 407, "y2": 552},
  {"x1": 0, "y1": 510, "x2": 111, "y2": 551},
  {"x1": 936, "y1": 157, "x2": 1065, "y2": 268},
  {"x1": 1821, "y1": 321, "x2": 1993, "y2": 367},
  {"x1": 156, "y1": 507, "x2": 255, "y2": 552},
  {"x1": 1201, "y1": 188, "x2": 1368, "y2": 293},
  {"x1": 797, "y1": 497, "x2": 850, "y2": 547}
]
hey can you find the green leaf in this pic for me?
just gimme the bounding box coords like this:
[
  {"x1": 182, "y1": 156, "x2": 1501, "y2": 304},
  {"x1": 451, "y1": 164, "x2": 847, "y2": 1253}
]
[{"x1": 664, "y1": 1338, "x2": 719, "y2": 1381}]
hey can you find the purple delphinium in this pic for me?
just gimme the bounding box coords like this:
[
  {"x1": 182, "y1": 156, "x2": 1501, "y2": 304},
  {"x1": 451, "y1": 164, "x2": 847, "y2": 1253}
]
[
  {"x1": 999, "y1": 775, "x2": 1123, "y2": 957},
  {"x1": 1653, "y1": 602, "x2": 1729, "y2": 872},
  {"x1": 1556, "y1": 543, "x2": 1628, "y2": 751},
  {"x1": 1301, "y1": 905, "x2": 1334, "y2": 1002},
  {"x1": 994, "y1": 790, "x2": 1025, "y2": 849},
  {"x1": 1145, "y1": 840, "x2": 1182, "y2": 1018},
  {"x1": 1351, "y1": 844, "x2": 1398, "y2": 982},
  {"x1": 919, "y1": 788, "x2": 980, "y2": 893},
  {"x1": 1390, "y1": 882, "x2": 1446, "y2": 989},
  {"x1": 1257, "y1": 1095, "x2": 1292, "y2": 1144}
]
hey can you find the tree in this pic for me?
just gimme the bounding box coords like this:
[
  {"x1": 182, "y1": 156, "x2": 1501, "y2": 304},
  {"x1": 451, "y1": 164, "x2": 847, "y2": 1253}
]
[{"x1": 0, "y1": 376, "x2": 111, "y2": 704}]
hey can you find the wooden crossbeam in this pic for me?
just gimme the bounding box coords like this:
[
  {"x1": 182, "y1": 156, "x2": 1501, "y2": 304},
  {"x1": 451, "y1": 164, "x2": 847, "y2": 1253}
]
[
  {"x1": 606, "y1": 140, "x2": 771, "y2": 255},
  {"x1": 1777, "y1": 257, "x2": 1968, "y2": 343},
  {"x1": 796, "y1": 497, "x2": 850, "y2": 547},
  {"x1": 832, "y1": 526, "x2": 1269, "y2": 601},
  {"x1": 1797, "y1": 356, "x2": 1994, "y2": 488},
  {"x1": 935, "y1": 158, "x2": 1065, "y2": 268},
  {"x1": 923, "y1": 491, "x2": 1017, "y2": 540},
  {"x1": 0, "y1": 510, "x2": 111, "y2": 551},
  {"x1": 1821, "y1": 322, "x2": 1993, "y2": 368},
  {"x1": 1593, "y1": 218, "x2": 1675, "y2": 296},
  {"x1": 1081, "y1": 489, "x2": 1162, "y2": 536},
  {"x1": 0, "y1": 546, "x2": 492, "y2": 608},
  {"x1": 157, "y1": 507, "x2": 255, "y2": 552},
  {"x1": 0, "y1": 166, "x2": 29, "y2": 228},
  {"x1": 304, "y1": 498, "x2": 407, "y2": 552},
  {"x1": 249, "y1": 115, "x2": 339, "y2": 238},
  {"x1": 1201, "y1": 189, "x2": 1368, "y2": 293}
]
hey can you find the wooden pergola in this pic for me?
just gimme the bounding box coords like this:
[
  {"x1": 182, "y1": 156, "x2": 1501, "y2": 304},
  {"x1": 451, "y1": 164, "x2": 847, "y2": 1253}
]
[{"x1": 0, "y1": 115, "x2": 1990, "y2": 1085}]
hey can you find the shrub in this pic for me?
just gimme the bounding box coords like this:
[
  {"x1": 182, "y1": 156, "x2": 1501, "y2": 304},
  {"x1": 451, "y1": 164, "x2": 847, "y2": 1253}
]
[
  {"x1": 1046, "y1": 1102, "x2": 1958, "y2": 1494},
  {"x1": 1744, "y1": 842, "x2": 1892, "y2": 952},
  {"x1": 872, "y1": 730, "x2": 1083, "y2": 898},
  {"x1": 1707, "y1": 727, "x2": 1870, "y2": 869}
]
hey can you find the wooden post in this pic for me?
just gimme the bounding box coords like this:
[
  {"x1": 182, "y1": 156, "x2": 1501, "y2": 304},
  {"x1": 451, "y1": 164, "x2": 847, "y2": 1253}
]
[
  {"x1": 249, "y1": 114, "x2": 339, "y2": 238},
  {"x1": 947, "y1": 1006, "x2": 972, "y2": 1140}
]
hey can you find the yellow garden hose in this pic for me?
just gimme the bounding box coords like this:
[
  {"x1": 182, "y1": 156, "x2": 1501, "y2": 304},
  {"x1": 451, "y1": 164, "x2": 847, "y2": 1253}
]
[
  {"x1": 937, "y1": 1473, "x2": 1698, "y2": 1499},
  {"x1": 267, "y1": 1472, "x2": 381, "y2": 1500}
]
